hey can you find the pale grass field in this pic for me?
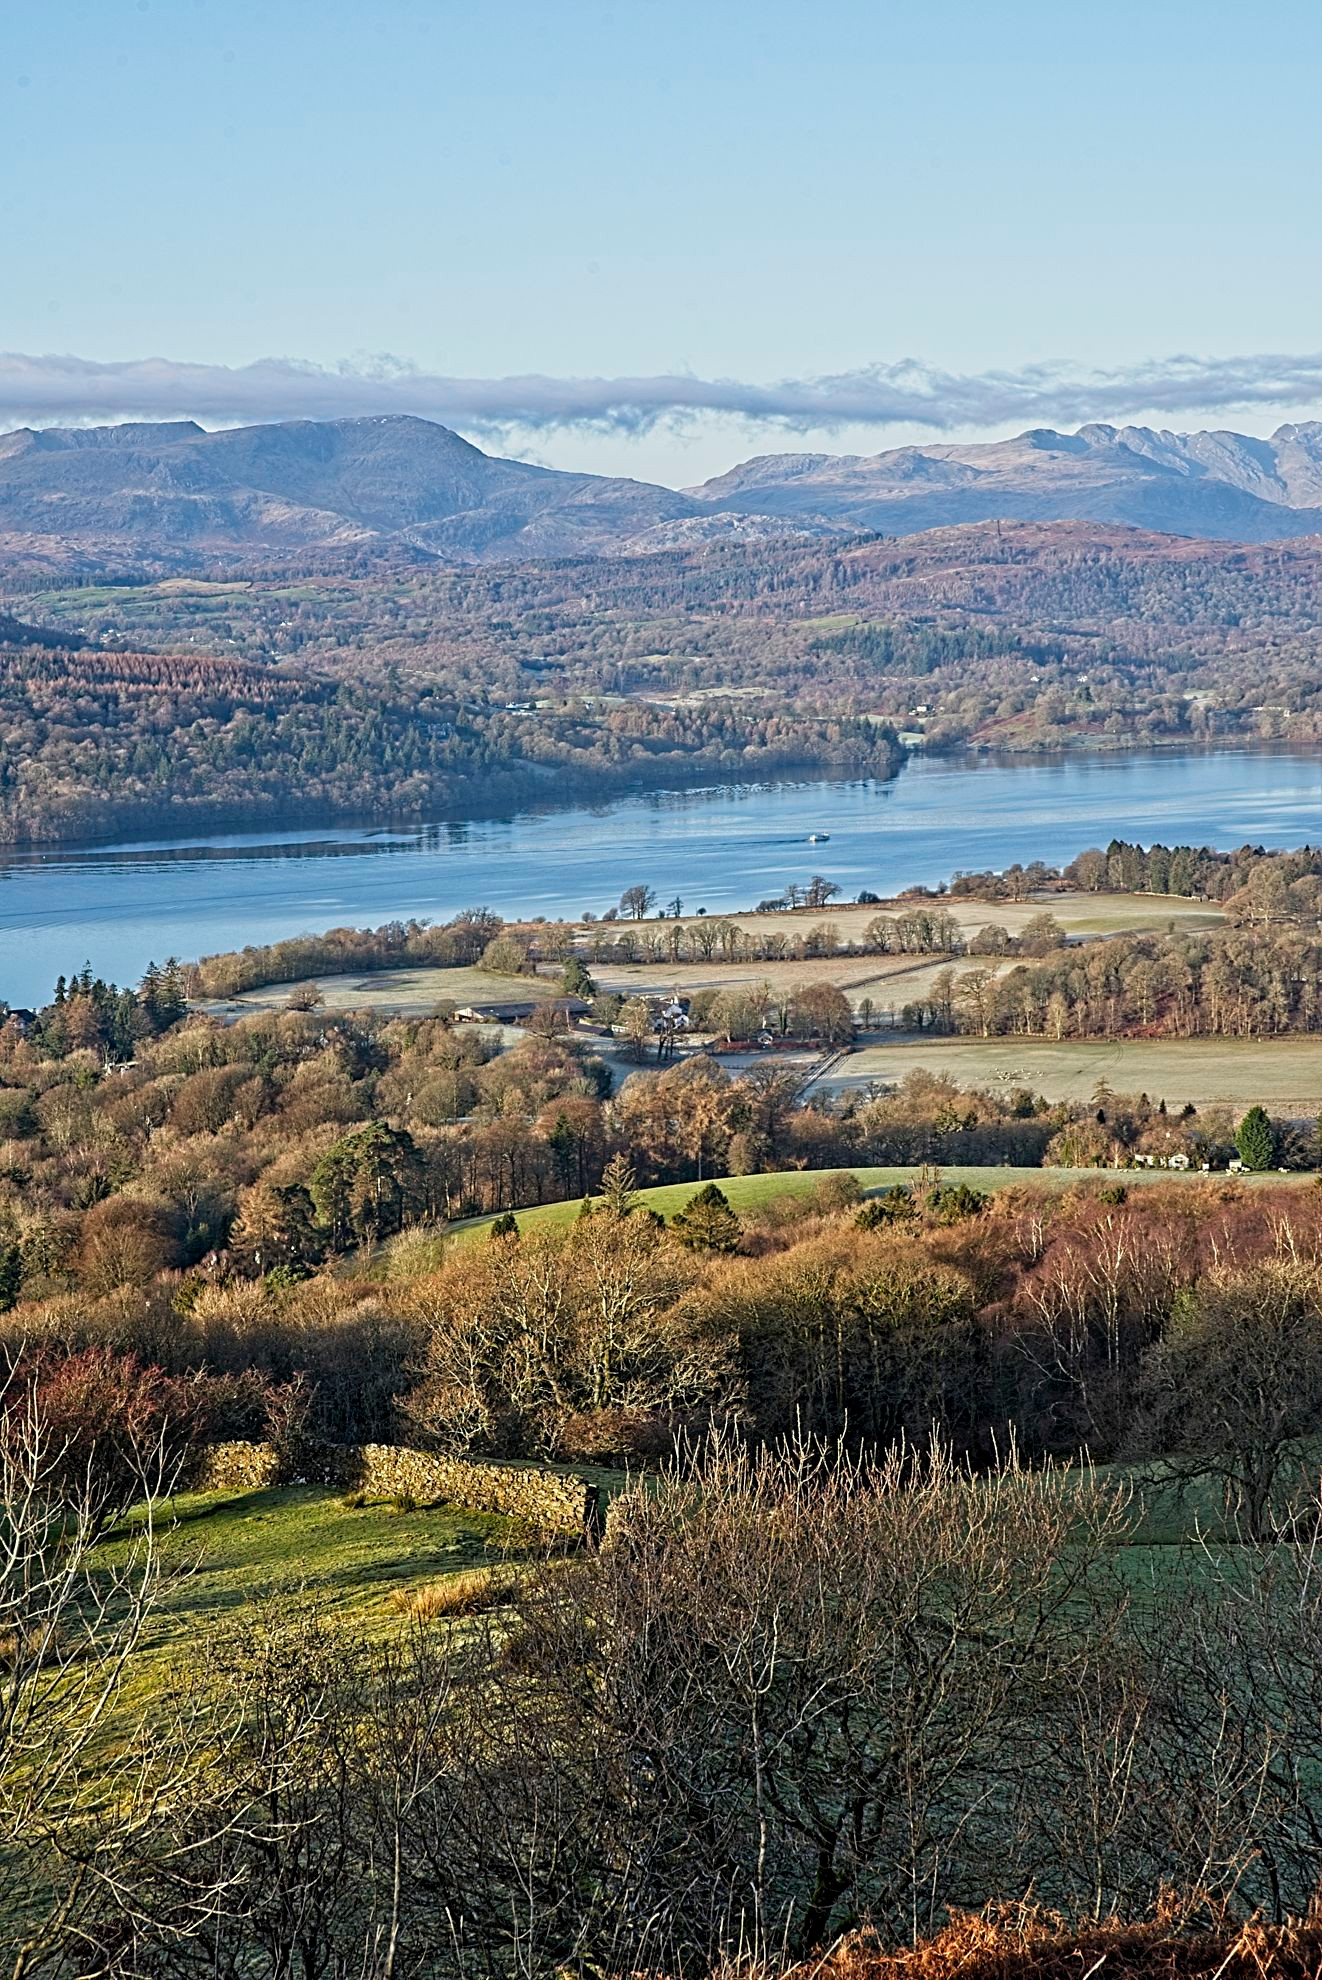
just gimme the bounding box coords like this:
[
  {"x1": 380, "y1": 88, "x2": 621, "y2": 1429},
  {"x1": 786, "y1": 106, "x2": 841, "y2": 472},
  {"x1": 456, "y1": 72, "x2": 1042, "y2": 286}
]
[
  {"x1": 590, "y1": 951, "x2": 963, "y2": 1004},
  {"x1": 200, "y1": 891, "x2": 1221, "y2": 1023},
  {"x1": 648, "y1": 889, "x2": 1222, "y2": 945},
  {"x1": 829, "y1": 1036, "x2": 1322, "y2": 1113},
  {"x1": 208, "y1": 964, "x2": 540, "y2": 1018},
  {"x1": 588, "y1": 889, "x2": 1219, "y2": 1002},
  {"x1": 210, "y1": 952, "x2": 991, "y2": 1016}
]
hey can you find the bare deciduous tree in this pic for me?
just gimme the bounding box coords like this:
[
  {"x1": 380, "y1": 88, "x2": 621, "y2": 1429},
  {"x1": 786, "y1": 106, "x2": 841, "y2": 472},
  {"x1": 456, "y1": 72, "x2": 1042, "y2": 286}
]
[
  {"x1": 1138, "y1": 1259, "x2": 1322, "y2": 1539},
  {"x1": 0, "y1": 1375, "x2": 161, "y2": 1980}
]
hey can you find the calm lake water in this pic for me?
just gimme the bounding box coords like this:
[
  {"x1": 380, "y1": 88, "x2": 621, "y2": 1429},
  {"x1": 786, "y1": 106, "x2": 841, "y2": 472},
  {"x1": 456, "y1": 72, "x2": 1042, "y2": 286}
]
[{"x1": 6, "y1": 747, "x2": 1322, "y2": 1008}]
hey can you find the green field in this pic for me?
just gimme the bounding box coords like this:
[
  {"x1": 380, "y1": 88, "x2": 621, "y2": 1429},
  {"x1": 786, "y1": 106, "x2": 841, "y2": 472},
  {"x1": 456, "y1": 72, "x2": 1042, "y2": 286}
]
[
  {"x1": 107, "y1": 1484, "x2": 525, "y2": 1651},
  {"x1": 102, "y1": 1453, "x2": 1254, "y2": 1667},
  {"x1": 448, "y1": 1161, "x2": 1310, "y2": 1243},
  {"x1": 96, "y1": 1457, "x2": 1273, "y2": 1704},
  {"x1": 43, "y1": 1487, "x2": 539, "y2": 1789},
  {"x1": 831, "y1": 1036, "x2": 1322, "y2": 1112},
  {"x1": 76, "y1": 1421, "x2": 1304, "y2": 1798}
]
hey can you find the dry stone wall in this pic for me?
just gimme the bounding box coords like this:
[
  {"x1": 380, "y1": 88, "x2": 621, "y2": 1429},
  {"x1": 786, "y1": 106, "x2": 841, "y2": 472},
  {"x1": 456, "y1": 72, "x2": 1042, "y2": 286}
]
[
  {"x1": 194, "y1": 1438, "x2": 598, "y2": 1538},
  {"x1": 193, "y1": 1440, "x2": 282, "y2": 1492}
]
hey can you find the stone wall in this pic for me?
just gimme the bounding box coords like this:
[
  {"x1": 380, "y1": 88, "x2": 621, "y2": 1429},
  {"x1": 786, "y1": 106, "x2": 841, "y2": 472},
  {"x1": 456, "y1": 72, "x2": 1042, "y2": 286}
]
[
  {"x1": 193, "y1": 1438, "x2": 598, "y2": 1538},
  {"x1": 193, "y1": 1439, "x2": 282, "y2": 1492}
]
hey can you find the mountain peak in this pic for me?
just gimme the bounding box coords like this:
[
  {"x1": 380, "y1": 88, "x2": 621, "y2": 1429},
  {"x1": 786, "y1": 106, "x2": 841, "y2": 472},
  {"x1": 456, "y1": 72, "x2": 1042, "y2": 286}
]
[
  {"x1": 1273, "y1": 421, "x2": 1322, "y2": 443},
  {"x1": 0, "y1": 413, "x2": 701, "y2": 565},
  {"x1": 6, "y1": 414, "x2": 1322, "y2": 568},
  {"x1": 1015, "y1": 428, "x2": 1092, "y2": 453},
  {"x1": 688, "y1": 422, "x2": 1322, "y2": 545},
  {"x1": 20, "y1": 420, "x2": 208, "y2": 450}
]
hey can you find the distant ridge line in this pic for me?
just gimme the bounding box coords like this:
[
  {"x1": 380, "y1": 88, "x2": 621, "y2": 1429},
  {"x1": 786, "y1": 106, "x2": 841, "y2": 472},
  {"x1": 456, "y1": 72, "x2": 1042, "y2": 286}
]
[{"x1": 3, "y1": 414, "x2": 1322, "y2": 568}]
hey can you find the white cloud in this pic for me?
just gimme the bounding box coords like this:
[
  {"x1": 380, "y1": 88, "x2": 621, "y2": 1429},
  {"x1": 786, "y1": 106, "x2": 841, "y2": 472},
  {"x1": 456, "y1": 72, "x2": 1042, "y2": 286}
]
[{"x1": 2, "y1": 349, "x2": 1322, "y2": 437}]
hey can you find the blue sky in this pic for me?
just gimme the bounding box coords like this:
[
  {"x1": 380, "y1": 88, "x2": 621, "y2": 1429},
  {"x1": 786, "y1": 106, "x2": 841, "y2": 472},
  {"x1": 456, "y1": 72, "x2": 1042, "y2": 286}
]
[{"x1": 5, "y1": 0, "x2": 1322, "y2": 482}]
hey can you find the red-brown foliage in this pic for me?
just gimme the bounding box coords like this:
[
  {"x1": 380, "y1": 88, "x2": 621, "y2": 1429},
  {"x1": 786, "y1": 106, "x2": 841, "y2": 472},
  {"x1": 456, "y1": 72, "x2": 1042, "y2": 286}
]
[
  {"x1": 772, "y1": 1909, "x2": 1322, "y2": 1980},
  {"x1": 4, "y1": 1345, "x2": 265, "y2": 1519}
]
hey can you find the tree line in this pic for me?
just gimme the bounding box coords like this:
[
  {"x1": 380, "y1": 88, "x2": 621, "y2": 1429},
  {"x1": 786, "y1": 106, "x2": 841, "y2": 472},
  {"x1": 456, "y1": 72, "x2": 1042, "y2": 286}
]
[
  {"x1": 905, "y1": 923, "x2": 1322, "y2": 1040},
  {"x1": 0, "y1": 979, "x2": 1063, "y2": 1338},
  {"x1": 181, "y1": 901, "x2": 1066, "y2": 1006},
  {"x1": 1, "y1": 933, "x2": 1316, "y2": 1474}
]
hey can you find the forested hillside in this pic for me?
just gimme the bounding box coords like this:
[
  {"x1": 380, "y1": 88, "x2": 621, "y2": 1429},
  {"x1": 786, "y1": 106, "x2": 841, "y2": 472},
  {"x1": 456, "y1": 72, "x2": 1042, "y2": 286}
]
[
  {"x1": 0, "y1": 640, "x2": 899, "y2": 843},
  {"x1": 16, "y1": 519, "x2": 1322, "y2": 766},
  {"x1": 6, "y1": 515, "x2": 1322, "y2": 844}
]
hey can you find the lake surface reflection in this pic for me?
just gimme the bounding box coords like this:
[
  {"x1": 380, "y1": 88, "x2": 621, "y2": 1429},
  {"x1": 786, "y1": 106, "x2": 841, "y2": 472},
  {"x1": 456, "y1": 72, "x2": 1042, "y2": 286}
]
[{"x1": 5, "y1": 747, "x2": 1321, "y2": 1007}]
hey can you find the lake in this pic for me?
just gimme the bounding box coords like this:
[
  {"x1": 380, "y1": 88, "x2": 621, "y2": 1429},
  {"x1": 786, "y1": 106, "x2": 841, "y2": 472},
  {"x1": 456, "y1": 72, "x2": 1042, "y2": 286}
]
[{"x1": 5, "y1": 746, "x2": 1322, "y2": 1008}]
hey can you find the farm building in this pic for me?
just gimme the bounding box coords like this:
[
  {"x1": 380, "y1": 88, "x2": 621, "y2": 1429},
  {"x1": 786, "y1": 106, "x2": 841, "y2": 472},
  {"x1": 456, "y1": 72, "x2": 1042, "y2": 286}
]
[{"x1": 454, "y1": 995, "x2": 591, "y2": 1025}]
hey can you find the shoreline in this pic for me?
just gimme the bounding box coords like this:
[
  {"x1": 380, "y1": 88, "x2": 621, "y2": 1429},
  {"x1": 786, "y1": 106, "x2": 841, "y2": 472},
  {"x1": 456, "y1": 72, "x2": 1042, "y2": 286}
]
[{"x1": 5, "y1": 732, "x2": 1320, "y2": 862}]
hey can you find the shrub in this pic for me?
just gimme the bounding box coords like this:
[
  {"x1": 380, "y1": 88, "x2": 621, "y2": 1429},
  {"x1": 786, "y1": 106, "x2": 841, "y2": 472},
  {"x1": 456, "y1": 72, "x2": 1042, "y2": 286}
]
[
  {"x1": 376, "y1": 1224, "x2": 449, "y2": 1280},
  {"x1": 4, "y1": 1346, "x2": 229, "y2": 1524},
  {"x1": 783, "y1": 1914, "x2": 1322, "y2": 1980},
  {"x1": 76, "y1": 1196, "x2": 178, "y2": 1294},
  {"x1": 170, "y1": 1063, "x2": 267, "y2": 1136},
  {"x1": 812, "y1": 1171, "x2": 866, "y2": 1211},
  {"x1": 0, "y1": 1623, "x2": 61, "y2": 1673},
  {"x1": 926, "y1": 1182, "x2": 988, "y2": 1225},
  {"x1": 857, "y1": 1186, "x2": 916, "y2": 1228},
  {"x1": 1236, "y1": 1103, "x2": 1278, "y2": 1171},
  {"x1": 557, "y1": 1406, "x2": 675, "y2": 1464},
  {"x1": 478, "y1": 935, "x2": 530, "y2": 977}
]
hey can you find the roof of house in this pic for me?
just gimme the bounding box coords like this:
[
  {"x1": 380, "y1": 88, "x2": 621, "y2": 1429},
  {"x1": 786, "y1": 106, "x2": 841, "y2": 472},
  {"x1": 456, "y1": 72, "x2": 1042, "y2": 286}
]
[{"x1": 457, "y1": 995, "x2": 591, "y2": 1021}]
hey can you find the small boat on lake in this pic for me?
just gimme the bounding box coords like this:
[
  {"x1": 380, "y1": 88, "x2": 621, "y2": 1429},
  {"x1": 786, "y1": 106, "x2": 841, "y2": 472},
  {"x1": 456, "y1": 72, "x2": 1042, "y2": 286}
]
[{"x1": 808, "y1": 832, "x2": 830, "y2": 843}]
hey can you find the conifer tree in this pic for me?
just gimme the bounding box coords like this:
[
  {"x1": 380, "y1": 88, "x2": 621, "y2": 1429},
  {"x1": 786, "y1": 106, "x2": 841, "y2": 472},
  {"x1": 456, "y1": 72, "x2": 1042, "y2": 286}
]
[
  {"x1": 599, "y1": 1153, "x2": 638, "y2": 1218},
  {"x1": 1236, "y1": 1105, "x2": 1277, "y2": 1172},
  {"x1": 670, "y1": 1181, "x2": 742, "y2": 1253}
]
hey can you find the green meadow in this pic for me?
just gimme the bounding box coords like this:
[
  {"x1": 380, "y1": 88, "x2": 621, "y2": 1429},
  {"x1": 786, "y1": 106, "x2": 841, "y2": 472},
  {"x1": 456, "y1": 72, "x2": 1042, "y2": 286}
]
[{"x1": 446, "y1": 1161, "x2": 1312, "y2": 1243}]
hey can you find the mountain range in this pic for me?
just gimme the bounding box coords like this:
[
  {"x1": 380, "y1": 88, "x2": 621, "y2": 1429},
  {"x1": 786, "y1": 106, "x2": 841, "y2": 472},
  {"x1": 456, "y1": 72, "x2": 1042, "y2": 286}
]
[
  {"x1": 687, "y1": 422, "x2": 1322, "y2": 542},
  {"x1": 5, "y1": 414, "x2": 1322, "y2": 568}
]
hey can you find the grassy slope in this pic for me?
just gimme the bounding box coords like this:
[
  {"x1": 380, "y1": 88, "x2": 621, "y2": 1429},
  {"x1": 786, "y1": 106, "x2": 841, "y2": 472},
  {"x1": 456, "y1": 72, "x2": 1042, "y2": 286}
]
[
  {"x1": 96, "y1": 1460, "x2": 1271, "y2": 1715},
  {"x1": 447, "y1": 1162, "x2": 1311, "y2": 1243},
  {"x1": 106, "y1": 1485, "x2": 525, "y2": 1648},
  {"x1": 81, "y1": 1439, "x2": 1298, "y2": 1779},
  {"x1": 64, "y1": 1488, "x2": 536, "y2": 1781},
  {"x1": 97, "y1": 1460, "x2": 1222, "y2": 1668}
]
